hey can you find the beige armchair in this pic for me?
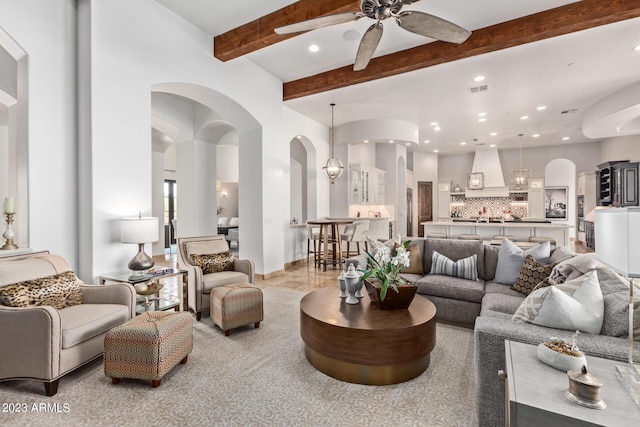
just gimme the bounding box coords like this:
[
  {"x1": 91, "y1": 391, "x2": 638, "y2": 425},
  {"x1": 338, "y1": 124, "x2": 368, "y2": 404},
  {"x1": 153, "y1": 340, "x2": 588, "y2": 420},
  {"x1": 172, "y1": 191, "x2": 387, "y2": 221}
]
[
  {"x1": 0, "y1": 251, "x2": 136, "y2": 396},
  {"x1": 177, "y1": 235, "x2": 254, "y2": 321}
]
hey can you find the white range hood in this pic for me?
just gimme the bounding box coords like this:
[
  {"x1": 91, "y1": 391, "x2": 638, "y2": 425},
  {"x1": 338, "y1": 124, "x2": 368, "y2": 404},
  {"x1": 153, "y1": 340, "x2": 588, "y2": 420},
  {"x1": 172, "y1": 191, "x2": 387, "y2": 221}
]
[{"x1": 465, "y1": 148, "x2": 510, "y2": 198}]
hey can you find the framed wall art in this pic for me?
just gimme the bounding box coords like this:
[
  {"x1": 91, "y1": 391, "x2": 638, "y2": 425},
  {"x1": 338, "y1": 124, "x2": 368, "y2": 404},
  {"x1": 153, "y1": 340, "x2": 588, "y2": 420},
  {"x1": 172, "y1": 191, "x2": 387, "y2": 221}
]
[{"x1": 545, "y1": 186, "x2": 568, "y2": 220}]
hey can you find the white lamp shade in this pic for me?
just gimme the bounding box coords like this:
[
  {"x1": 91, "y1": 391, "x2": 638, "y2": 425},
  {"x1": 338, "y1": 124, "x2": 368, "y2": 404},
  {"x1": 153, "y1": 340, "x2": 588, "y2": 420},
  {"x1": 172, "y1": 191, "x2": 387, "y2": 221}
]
[
  {"x1": 595, "y1": 207, "x2": 640, "y2": 278},
  {"x1": 121, "y1": 217, "x2": 159, "y2": 244}
]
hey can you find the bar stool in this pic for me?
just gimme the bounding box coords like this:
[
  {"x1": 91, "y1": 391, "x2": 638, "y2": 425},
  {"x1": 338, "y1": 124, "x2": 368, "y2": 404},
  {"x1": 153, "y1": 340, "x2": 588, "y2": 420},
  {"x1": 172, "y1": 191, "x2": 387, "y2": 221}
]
[
  {"x1": 306, "y1": 225, "x2": 320, "y2": 266},
  {"x1": 493, "y1": 235, "x2": 517, "y2": 241},
  {"x1": 529, "y1": 236, "x2": 556, "y2": 246},
  {"x1": 458, "y1": 234, "x2": 480, "y2": 240},
  {"x1": 427, "y1": 233, "x2": 448, "y2": 239}
]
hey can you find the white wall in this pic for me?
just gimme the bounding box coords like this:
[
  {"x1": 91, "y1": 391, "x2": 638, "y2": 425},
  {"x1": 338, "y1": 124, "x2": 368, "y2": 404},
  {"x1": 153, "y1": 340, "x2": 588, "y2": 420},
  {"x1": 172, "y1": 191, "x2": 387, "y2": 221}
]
[
  {"x1": 76, "y1": 0, "x2": 323, "y2": 278},
  {"x1": 601, "y1": 135, "x2": 640, "y2": 162},
  {"x1": 216, "y1": 144, "x2": 239, "y2": 183},
  {"x1": 0, "y1": 0, "x2": 78, "y2": 267}
]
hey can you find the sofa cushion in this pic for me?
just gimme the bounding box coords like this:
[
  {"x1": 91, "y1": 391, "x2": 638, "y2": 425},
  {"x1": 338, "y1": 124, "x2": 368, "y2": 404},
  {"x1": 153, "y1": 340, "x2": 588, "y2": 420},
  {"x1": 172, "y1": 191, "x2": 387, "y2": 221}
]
[
  {"x1": 190, "y1": 250, "x2": 234, "y2": 274},
  {"x1": 401, "y1": 242, "x2": 424, "y2": 275},
  {"x1": 595, "y1": 267, "x2": 640, "y2": 340},
  {"x1": 494, "y1": 239, "x2": 551, "y2": 285},
  {"x1": 511, "y1": 255, "x2": 556, "y2": 296},
  {"x1": 512, "y1": 270, "x2": 604, "y2": 335},
  {"x1": 430, "y1": 251, "x2": 478, "y2": 281},
  {"x1": 481, "y1": 292, "x2": 525, "y2": 316},
  {"x1": 186, "y1": 240, "x2": 229, "y2": 256},
  {"x1": 0, "y1": 271, "x2": 83, "y2": 309},
  {"x1": 416, "y1": 274, "x2": 485, "y2": 303},
  {"x1": 59, "y1": 303, "x2": 130, "y2": 348},
  {"x1": 202, "y1": 271, "x2": 249, "y2": 294},
  {"x1": 366, "y1": 235, "x2": 401, "y2": 258},
  {"x1": 485, "y1": 281, "x2": 526, "y2": 298},
  {"x1": 483, "y1": 244, "x2": 500, "y2": 281},
  {"x1": 424, "y1": 239, "x2": 485, "y2": 280}
]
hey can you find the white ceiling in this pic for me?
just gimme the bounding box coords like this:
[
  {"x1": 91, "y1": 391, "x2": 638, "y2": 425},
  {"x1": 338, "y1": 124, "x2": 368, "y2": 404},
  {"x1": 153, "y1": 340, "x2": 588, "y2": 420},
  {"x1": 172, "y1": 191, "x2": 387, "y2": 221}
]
[{"x1": 155, "y1": 0, "x2": 640, "y2": 155}]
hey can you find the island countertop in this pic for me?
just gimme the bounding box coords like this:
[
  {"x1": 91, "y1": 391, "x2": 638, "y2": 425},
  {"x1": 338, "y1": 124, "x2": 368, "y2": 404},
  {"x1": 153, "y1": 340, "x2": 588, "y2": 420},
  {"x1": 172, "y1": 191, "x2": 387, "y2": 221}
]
[{"x1": 421, "y1": 220, "x2": 571, "y2": 246}]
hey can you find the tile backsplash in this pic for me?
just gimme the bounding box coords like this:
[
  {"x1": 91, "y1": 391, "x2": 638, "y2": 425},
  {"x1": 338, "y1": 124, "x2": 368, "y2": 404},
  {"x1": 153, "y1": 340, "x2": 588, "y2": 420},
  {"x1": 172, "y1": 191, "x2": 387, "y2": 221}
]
[{"x1": 449, "y1": 194, "x2": 528, "y2": 219}]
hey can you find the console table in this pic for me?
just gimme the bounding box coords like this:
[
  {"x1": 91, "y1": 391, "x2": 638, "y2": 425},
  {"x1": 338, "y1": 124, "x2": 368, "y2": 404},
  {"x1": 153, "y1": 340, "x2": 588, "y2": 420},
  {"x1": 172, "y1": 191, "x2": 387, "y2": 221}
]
[{"x1": 504, "y1": 340, "x2": 640, "y2": 426}]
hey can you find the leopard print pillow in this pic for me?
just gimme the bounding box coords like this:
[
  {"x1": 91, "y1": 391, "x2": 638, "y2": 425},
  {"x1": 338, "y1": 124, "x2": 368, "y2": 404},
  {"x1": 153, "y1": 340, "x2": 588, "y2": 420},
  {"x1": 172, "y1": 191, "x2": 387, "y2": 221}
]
[
  {"x1": 0, "y1": 271, "x2": 83, "y2": 309},
  {"x1": 190, "y1": 251, "x2": 234, "y2": 274}
]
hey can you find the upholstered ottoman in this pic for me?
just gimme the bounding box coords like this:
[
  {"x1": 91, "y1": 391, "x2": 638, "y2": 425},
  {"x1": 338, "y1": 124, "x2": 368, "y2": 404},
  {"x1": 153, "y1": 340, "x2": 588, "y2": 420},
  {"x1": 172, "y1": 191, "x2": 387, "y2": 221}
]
[
  {"x1": 104, "y1": 311, "x2": 193, "y2": 387},
  {"x1": 209, "y1": 283, "x2": 263, "y2": 336}
]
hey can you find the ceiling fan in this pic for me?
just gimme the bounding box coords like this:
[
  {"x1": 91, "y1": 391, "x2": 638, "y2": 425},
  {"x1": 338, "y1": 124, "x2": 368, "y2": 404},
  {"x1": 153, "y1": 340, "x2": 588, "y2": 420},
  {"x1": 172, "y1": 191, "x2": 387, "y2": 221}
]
[{"x1": 274, "y1": 0, "x2": 472, "y2": 71}]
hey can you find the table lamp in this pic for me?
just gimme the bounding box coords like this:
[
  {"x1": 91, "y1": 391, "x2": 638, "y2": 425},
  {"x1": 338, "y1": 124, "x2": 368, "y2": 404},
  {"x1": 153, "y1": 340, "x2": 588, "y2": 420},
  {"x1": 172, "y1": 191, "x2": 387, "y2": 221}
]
[
  {"x1": 121, "y1": 214, "x2": 159, "y2": 278},
  {"x1": 595, "y1": 207, "x2": 640, "y2": 405}
]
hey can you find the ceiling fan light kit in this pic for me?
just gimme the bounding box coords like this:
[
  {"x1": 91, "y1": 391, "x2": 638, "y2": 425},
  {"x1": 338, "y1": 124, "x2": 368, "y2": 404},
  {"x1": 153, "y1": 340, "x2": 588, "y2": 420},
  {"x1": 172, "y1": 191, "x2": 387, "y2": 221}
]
[{"x1": 275, "y1": 0, "x2": 471, "y2": 71}]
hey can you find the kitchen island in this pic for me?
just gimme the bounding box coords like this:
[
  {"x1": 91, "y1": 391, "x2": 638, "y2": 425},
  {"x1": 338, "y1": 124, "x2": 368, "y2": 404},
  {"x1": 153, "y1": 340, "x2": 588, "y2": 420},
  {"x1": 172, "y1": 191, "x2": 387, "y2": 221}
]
[{"x1": 421, "y1": 219, "x2": 571, "y2": 246}]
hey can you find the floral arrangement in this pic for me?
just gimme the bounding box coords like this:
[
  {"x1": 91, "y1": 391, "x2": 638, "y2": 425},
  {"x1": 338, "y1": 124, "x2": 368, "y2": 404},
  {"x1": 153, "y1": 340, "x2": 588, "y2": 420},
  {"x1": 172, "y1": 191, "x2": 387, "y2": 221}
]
[{"x1": 360, "y1": 240, "x2": 411, "y2": 302}]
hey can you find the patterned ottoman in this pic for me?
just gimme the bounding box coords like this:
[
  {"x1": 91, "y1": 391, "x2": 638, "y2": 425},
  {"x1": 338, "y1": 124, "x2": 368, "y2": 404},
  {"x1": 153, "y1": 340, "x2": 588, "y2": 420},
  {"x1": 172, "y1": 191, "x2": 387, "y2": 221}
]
[
  {"x1": 104, "y1": 311, "x2": 193, "y2": 387},
  {"x1": 209, "y1": 283, "x2": 263, "y2": 336}
]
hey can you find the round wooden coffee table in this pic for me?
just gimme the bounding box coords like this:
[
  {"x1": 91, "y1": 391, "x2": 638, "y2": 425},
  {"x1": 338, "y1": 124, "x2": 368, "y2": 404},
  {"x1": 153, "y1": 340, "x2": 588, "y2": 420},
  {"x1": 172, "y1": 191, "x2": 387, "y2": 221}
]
[{"x1": 300, "y1": 287, "x2": 437, "y2": 385}]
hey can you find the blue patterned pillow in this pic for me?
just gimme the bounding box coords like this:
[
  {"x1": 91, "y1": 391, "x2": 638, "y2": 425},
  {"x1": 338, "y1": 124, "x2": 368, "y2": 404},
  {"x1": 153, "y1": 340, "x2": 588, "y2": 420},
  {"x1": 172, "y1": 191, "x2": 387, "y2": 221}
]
[{"x1": 430, "y1": 251, "x2": 478, "y2": 281}]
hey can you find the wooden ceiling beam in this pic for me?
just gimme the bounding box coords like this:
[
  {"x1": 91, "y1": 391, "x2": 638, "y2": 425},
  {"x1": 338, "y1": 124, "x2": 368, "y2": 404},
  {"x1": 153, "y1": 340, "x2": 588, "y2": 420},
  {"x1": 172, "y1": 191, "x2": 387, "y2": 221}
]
[
  {"x1": 214, "y1": 0, "x2": 360, "y2": 62},
  {"x1": 283, "y1": 0, "x2": 640, "y2": 100}
]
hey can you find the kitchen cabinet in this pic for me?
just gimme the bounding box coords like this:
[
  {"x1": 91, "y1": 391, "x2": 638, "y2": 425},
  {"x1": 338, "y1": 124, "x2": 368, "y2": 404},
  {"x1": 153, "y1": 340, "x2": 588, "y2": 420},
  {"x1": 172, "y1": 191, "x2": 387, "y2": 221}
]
[
  {"x1": 437, "y1": 181, "x2": 452, "y2": 219},
  {"x1": 350, "y1": 164, "x2": 385, "y2": 204},
  {"x1": 527, "y1": 178, "x2": 545, "y2": 218},
  {"x1": 597, "y1": 160, "x2": 639, "y2": 206}
]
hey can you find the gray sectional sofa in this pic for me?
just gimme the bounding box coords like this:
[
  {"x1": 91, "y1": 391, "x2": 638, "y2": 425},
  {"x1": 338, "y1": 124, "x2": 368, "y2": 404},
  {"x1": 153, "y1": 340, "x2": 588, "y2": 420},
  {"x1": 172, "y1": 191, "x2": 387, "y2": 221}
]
[{"x1": 347, "y1": 238, "x2": 637, "y2": 427}]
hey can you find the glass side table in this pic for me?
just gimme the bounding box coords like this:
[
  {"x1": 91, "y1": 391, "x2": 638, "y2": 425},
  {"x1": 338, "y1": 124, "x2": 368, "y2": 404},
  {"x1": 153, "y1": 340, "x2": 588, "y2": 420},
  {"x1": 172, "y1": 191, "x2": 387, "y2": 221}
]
[{"x1": 99, "y1": 268, "x2": 187, "y2": 314}]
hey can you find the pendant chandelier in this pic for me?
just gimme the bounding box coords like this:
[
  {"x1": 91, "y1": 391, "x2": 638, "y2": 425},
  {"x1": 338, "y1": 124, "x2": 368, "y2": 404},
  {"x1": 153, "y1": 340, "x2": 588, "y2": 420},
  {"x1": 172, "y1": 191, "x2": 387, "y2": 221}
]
[
  {"x1": 322, "y1": 103, "x2": 344, "y2": 184},
  {"x1": 511, "y1": 133, "x2": 531, "y2": 190}
]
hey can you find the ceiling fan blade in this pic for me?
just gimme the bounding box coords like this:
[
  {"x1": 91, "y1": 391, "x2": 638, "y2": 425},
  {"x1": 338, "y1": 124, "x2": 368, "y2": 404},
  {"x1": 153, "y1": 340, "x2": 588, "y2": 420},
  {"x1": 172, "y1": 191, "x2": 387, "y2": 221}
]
[
  {"x1": 274, "y1": 12, "x2": 361, "y2": 34},
  {"x1": 397, "y1": 11, "x2": 471, "y2": 44},
  {"x1": 354, "y1": 22, "x2": 384, "y2": 71}
]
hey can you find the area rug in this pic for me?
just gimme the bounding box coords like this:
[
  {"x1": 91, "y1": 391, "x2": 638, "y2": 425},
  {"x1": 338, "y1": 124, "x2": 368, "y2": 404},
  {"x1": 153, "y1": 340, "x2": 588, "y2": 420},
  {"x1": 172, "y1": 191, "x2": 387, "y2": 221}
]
[{"x1": 0, "y1": 288, "x2": 477, "y2": 426}]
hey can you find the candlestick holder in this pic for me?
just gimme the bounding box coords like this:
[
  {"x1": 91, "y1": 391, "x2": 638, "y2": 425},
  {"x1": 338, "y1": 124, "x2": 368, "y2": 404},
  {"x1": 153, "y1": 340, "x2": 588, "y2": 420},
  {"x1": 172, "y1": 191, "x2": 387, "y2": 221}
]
[{"x1": 2, "y1": 213, "x2": 19, "y2": 250}]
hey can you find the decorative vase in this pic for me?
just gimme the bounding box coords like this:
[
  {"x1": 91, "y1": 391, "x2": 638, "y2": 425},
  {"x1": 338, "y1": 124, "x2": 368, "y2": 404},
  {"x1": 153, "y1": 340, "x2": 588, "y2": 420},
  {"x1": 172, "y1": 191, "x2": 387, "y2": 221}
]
[
  {"x1": 355, "y1": 269, "x2": 364, "y2": 298},
  {"x1": 363, "y1": 278, "x2": 418, "y2": 310},
  {"x1": 344, "y1": 264, "x2": 360, "y2": 304},
  {"x1": 338, "y1": 271, "x2": 346, "y2": 298},
  {"x1": 537, "y1": 343, "x2": 588, "y2": 372}
]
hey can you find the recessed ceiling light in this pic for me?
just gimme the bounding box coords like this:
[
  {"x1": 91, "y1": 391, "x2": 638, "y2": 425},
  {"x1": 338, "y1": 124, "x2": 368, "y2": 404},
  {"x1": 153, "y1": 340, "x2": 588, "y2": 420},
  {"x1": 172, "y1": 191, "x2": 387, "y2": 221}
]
[
  {"x1": 389, "y1": 140, "x2": 394, "y2": 143},
  {"x1": 478, "y1": 118, "x2": 486, "y2": 123},
  {"x1": 343, "y1": 29, "x2": 361, "y2": 41},
  {"x1": 634, "y1": 45, "x2": 640, "y2": 51},
  {"x1": 478, "y1": 112, "x2": 486, "y2": 117},
  {"x1": 490, "y1": 132, "x2": 497, "y2": 136},
  {"x1": 434, "y1": 126, "x2": 441, "y2": 131},
  {"x1": 520, "y1": 115, "x2": 529, "y2": 120},
  {"x1": 460, "y1": 142, "x2": 466, "y2": 145},
  {"x1": 406, "y1": 143, "x2": 411, "y2": 146},
  {"x1": 536, "y1": 106, "x2": 547, "y2": 111},
  {"x1": 296, "y1": 135, "x2": 302, "y2": 139},
  {"x1": 532, "y1": 134, "x2": 540, "y2": 138},
  {"x1": 490, "y1": 144, "x2": 496, "y2": 148},
  {"x1": 308, "y1": 44, "x2": 319, "y2": 53},
  {"x1": 434, "y1": 149, "x2": 439, "y2": 153},
  {"x1": 430, "y1": 122, "x2": 438, "y2": 126},
  {"x1": 424, "y1": 140, "x2": 430, "y2": 144},
  {"x1": 562, "y1": 136, "x2": 570, "y2": 141},
  {"x1": 474, "y1": 75, "x2": 485, "y2": 82},
  {"x1": 364, "y1": 140, "x2": 369, "y2": 143}
]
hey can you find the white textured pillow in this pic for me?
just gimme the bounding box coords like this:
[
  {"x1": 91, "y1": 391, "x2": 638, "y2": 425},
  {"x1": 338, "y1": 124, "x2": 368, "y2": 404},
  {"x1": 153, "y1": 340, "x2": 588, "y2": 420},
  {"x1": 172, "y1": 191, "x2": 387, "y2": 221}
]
[
  {"x1": 365, "y1": 235, "x2": 401, "y2": 257},
  {"x1": 494, "y1": 239, "x2": 551, "y2": 285},
  {"x1": 512, "y1": 270, "x2": 604, "y2": 335}
]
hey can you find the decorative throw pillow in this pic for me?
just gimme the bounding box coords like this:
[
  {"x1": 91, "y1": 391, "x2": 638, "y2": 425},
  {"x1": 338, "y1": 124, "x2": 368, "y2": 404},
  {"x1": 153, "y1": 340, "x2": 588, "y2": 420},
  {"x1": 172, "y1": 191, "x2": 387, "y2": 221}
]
[
  {"x1": 365, "y1": 235, "x2": 401, "y2": 258},
  {"x1": 511, "y1": 255, "x2": 557, "y2": 295},
  {"x1": 430, "y1": 251, "x2": 478, "y2": 281},
  {"x1": 0, "y1": 271, "x2": 83, "y2": 309},
  {"x1": 512, "y1": 270, "x2": 604, "y2": 335},
  {"x1": 401, "y1": 243, "x2": 424, "y2": 275},
  {"x1": 494, "y1": 239, "x2": 551, "y2": 285},
  {"x1": 190, "y1": 250, "x2": 234, "y2": 274}
]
